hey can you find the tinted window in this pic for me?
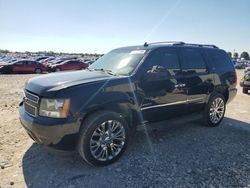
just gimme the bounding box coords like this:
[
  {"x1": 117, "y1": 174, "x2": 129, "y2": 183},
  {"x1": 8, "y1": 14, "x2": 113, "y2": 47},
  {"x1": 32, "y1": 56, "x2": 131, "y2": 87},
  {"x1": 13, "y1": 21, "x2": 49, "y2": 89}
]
[
  {"x1": 147, "y1": 48, "x2": 180, "y2": 70},
  {"x1": 206, "y1": 49, "x2": 234, "y2": 71},
  {"x1": 182, "y1": 48, "x2": 206, "y2": 70},
  {"x1": 15, "y1": 61, "x2": 24, "y2": 65},
  {"x1": 27, "y1": 61, "x2": 34, "y2": 65}
]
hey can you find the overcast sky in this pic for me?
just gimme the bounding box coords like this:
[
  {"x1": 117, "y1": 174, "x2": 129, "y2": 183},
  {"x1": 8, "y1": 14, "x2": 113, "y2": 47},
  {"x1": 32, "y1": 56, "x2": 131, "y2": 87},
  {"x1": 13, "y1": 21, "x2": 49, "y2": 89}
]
[{"x1": 0, "y1": 0, "x2": 249, "y2": 54}]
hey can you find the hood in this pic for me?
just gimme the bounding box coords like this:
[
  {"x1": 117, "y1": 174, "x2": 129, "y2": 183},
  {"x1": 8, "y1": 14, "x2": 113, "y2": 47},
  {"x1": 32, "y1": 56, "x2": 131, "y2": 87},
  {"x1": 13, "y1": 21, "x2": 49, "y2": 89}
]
[{"x1": 26, "y1": 70, "x2": 115, "y2": 96}]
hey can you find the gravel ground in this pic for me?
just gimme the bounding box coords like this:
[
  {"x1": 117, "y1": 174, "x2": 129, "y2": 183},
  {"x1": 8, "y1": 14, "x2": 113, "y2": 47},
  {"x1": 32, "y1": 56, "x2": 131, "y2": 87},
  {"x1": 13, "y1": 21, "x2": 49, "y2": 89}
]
[{"x1": 0, "y1": 70, "x2": 249, "y2": 188}]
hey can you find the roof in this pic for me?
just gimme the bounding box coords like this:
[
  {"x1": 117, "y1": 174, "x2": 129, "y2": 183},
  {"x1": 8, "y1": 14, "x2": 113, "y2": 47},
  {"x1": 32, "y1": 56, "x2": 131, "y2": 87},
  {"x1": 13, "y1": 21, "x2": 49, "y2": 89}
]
[{"x1": 116, "y1": 41, "x2": 220, "y2": 51}]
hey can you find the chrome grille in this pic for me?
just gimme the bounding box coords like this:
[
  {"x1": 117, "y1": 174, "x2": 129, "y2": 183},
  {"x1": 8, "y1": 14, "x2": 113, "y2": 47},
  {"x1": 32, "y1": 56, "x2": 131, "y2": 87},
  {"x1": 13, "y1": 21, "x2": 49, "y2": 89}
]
[
  {"x1": 24, "y1": 90, "x2": 39, "y2": 117},
  {"x1": 24, "y1": 90, "x2": 39, "y2": 103}
]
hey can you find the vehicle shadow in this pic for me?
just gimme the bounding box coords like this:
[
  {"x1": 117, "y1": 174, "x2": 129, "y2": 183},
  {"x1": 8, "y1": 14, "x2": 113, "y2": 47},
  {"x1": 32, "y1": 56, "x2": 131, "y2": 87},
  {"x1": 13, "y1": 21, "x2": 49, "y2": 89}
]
[{"x1": 22, "y1": 117, "x2": 250, "y2": 188}]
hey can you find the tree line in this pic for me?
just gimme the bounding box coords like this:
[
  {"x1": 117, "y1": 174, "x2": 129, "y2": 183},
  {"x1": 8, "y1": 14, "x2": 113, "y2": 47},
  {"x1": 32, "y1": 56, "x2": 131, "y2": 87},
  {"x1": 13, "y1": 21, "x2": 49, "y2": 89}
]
[
  {"x1": 227, "y1": 51, "x2": 250, "y2": 60},
  {"x1": 0, "y1": 49, "x2": 103, "y2": 57}
]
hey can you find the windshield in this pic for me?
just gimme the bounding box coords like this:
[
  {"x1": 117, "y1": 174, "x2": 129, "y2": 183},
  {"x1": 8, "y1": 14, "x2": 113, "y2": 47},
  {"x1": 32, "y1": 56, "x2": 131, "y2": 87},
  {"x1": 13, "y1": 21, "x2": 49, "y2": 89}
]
[{"x1": 89, "y1": 48, "x2": 147, "y2": 75}]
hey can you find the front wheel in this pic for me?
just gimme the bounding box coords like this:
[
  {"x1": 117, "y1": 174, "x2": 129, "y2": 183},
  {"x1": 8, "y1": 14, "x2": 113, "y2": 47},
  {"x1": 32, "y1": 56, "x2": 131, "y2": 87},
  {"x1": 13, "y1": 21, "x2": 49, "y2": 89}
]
[
  {"x1": 204, "y1": 93, "x2": 226, "y2": 127},
  {"x1": 77, "y1": 111, "x2": 130, "y2": 166},
  {"x1": 35, "y1": 68, "x2": 42, "y2": 74},
  {"x1": 55, "y1": 68, "x2": 61, "y2": 72}
]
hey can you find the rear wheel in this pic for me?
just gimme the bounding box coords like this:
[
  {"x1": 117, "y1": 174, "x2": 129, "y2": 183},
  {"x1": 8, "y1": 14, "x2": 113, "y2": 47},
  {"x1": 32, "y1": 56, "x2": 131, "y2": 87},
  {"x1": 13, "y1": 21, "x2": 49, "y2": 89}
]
[
  {"x1": 77, "y1": 111, "x2": 130, "y2": 166},
  {"x1": 204, "y1": 93, "x2": 226, "y2": 127},
  {"x1": 243, "y1": 88, "x2": 248, "y2": 94}
]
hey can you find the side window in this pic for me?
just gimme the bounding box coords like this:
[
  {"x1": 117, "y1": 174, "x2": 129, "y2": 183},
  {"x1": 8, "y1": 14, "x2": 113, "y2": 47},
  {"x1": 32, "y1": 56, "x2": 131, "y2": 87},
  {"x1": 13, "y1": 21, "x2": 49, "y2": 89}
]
[
  {"x1": 146, "y1": 48, "x2": 180, "y2": 75},
  {"x1": 206, "y1": 49, "x2": 234, "y2": 71},
  {"x1": 27, "y1": 61, "x2": 33, "y2": 65},
  {"x1": 15, "y1": 61, "x2": 24, "y2": 65},
  {"x1": 67, "y1": 61, "x2": 74, "y2": 64},
  {"x1": 181, "y1": 48, "x2": 207, "y2": 71}
]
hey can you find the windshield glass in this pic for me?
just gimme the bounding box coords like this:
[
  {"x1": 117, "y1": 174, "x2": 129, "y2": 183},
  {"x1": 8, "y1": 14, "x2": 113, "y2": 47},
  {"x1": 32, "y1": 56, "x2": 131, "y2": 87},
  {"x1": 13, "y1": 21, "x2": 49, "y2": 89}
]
[{"x1": 89, "y1": 48, "x2": 147, "y2": 75}]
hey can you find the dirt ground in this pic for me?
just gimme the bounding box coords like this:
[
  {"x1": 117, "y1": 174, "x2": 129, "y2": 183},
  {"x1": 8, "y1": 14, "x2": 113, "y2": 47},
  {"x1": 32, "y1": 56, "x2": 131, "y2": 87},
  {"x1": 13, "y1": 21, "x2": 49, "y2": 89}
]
[{"x1": 0, "y1": 70, "x2": 249, "y2": 188}]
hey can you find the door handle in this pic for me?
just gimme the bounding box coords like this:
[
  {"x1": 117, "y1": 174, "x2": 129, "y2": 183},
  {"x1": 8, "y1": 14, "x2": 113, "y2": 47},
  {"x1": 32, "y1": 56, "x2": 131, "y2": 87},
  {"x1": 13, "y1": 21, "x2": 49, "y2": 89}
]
[{"x1": 175, "y1": 83, "x2": 186, "y2": 88}]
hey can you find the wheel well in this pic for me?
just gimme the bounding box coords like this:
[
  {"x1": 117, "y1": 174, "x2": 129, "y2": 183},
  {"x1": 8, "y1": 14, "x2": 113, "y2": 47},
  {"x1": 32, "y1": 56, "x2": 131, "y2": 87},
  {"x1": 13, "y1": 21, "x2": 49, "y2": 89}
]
[
  {"x1": 222, "y1": 89, "x2": 229, "y2": 102},
  {"x1": 213, "y1": 87, "x2": 229, "y2": 102},
  {"x1": 80, "y1": 103, "x2": 138, "y2": 130}
]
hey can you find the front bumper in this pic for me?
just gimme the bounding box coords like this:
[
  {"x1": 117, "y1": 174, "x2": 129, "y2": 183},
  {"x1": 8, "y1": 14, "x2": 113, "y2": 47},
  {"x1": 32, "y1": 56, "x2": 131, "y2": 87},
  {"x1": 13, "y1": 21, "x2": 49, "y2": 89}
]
[{"x1": 19, "y1": 104, "x2": 80, "y2": 146}]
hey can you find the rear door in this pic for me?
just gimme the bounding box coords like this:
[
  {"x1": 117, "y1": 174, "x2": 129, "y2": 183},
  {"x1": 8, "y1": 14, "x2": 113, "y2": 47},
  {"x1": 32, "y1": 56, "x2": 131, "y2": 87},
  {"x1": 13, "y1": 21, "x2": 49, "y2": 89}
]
[
  {"x1": 26, "y1": 61, "x2": 35, "y2": 72},
  {"x1": 71, "y1": 61, "x2": 81, "y2": 70},
  {"x1": 139, "y1": 47, "x2": 187, "y2": 122},
  {"x1": 63, "y1": 61, "x2": 77, "y2": 70},
  {"x1": 180, "y1": 47, "x2": 213, "y2": 113}
]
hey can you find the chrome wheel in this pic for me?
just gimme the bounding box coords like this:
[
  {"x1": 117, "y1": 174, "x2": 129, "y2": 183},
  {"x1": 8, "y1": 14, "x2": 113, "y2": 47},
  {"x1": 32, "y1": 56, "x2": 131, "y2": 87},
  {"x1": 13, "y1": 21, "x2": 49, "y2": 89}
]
[
  {"x1": 90, "y1": 120, "x2": 126, "y2": 161},
  {"x1": 209, "y1": 97, "x2": 225, "y2": 124}
]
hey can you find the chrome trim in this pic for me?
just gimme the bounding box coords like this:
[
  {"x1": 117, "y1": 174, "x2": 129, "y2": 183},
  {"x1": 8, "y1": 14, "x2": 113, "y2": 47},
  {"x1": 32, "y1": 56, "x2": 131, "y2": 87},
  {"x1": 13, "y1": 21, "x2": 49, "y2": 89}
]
[
  {"x1": 187, "y1": 97, "x2": 204, "y2": 103},
  {"x1": 141, "y1": 100, "x2": 187, "y2": 110},
  {"x1": 141, "y1": 97, "x2": 205, "y2": 111},
  {"x1": 24, "y1": 90, "x2": 39, "y2": 103}
]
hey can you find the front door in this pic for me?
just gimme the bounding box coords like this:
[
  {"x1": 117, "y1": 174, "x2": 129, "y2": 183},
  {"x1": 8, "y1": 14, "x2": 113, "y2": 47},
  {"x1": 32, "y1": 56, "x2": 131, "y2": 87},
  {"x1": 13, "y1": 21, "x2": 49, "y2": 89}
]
[{"x1": 138, "y1": 47, "x2": 187, "y2": 122}]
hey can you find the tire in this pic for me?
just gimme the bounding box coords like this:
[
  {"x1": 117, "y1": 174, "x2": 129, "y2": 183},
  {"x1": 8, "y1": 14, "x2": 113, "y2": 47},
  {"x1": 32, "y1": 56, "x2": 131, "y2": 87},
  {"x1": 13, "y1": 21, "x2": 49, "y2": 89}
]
[
  {"x1": 77, "y1": 111, "x2": 130, "y2": 166},
  {"x1": 35, "y1": 68, "x2": 42, "y2": 74},
  {"x1": 55, "y1": 68, "x2": 61, "y2": 72},
  {"x1": 203, "y1": 93, "x2": 226, "y2": 127},
  {"x1": 243, "y1": 88, "x2": 248, "y2": 94}
]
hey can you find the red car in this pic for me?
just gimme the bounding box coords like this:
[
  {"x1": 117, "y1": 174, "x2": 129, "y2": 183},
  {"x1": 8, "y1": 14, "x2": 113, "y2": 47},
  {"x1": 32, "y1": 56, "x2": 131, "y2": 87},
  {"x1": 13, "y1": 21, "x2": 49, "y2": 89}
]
[
  {"x1": 50, "y1": 60, "x2": 89, "y2": 72},
  {"x1": 0, "y1": 60, "x2": 47, "y2": 74}
]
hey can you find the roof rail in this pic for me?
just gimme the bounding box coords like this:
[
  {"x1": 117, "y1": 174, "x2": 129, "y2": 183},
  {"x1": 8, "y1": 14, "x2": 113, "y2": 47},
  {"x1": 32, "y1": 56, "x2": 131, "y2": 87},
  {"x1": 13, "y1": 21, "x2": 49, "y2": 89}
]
[
  {"x1": 175, "y1": 43, "x2": 218, "y2": 49},
  {"x1": 144, "y1": 41, "x2": 184, "y2": 47},
  {"x1": 144, "y1": 41, "x2": 218, "y2": 49}
]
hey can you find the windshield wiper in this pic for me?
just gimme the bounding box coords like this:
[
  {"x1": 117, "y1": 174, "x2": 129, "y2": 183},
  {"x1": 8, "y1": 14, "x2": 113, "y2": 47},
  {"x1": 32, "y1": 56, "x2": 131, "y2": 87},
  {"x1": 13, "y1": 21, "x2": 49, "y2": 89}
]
[{"x1": 93, "y1": 68, "x2": 117, "y2": 76}]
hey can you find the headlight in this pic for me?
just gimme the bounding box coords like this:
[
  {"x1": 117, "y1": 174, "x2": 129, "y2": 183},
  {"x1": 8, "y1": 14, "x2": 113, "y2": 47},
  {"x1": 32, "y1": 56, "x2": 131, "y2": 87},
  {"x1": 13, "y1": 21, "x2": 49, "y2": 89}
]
[{"x1": 39, "y1": 98, "x2": 70, "y2": 118}]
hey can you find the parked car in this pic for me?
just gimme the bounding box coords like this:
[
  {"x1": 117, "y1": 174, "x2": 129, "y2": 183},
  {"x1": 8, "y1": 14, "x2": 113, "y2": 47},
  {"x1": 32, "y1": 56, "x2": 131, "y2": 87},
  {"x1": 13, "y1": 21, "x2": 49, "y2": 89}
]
[
  {"x1": 0, "y1": 60, "x2": 47, "y2": 74},
  {"x1": 50, "y1": 60, "x2": 89, "y2": 72},
  {"x1": 43, "y1": 58, "x2": 64, "y2": 68},
  {"x1": 240, "y1": 71, "x2": 250, "y2": 94},
  {"x1": 234, "y1": 62, "x2": 245, "y2": 69},
  {"x1": 244, "y1": 66, "x2": 250, "y2": 73},
  {"x1": 33, "y1": 56, "x2": 50, "y2": 62},
  {"x1": 19, "y1": 42, "x2": 237, "y2": 166}
]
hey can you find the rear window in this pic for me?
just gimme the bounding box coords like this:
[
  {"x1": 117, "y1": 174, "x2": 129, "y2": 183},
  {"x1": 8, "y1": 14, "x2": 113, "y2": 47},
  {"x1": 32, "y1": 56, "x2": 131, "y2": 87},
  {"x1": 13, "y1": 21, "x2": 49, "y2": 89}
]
[{"x1": 206, "y1": 49, "x2": 234, "y2": 71}]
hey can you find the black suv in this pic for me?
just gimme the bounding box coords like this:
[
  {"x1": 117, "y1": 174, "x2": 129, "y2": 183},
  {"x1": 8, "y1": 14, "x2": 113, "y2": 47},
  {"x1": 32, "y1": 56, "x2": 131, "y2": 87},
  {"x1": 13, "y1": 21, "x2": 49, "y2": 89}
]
[{"x1": 19, "y1": 42, "x2": 237, "y2": 166}]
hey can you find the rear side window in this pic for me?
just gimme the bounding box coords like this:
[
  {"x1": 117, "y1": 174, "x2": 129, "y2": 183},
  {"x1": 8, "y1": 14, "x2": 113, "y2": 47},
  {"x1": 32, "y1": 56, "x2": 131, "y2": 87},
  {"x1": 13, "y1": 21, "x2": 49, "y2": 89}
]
[
  {"x1": 27, "y1": 61, "x2": 34, "y2": 65},
  {"x1": 181, "y1": 48, "x2": 207, "y2": 70},
  {"x1": 15, "y1": 61, "x2": 24, "y2": 65},
  {"x1": 206, "y1": 49, "x2": 234, "y2": 71},
  {"x1": 147, "y1": 48, "x2": 180, "y2": 70}
]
